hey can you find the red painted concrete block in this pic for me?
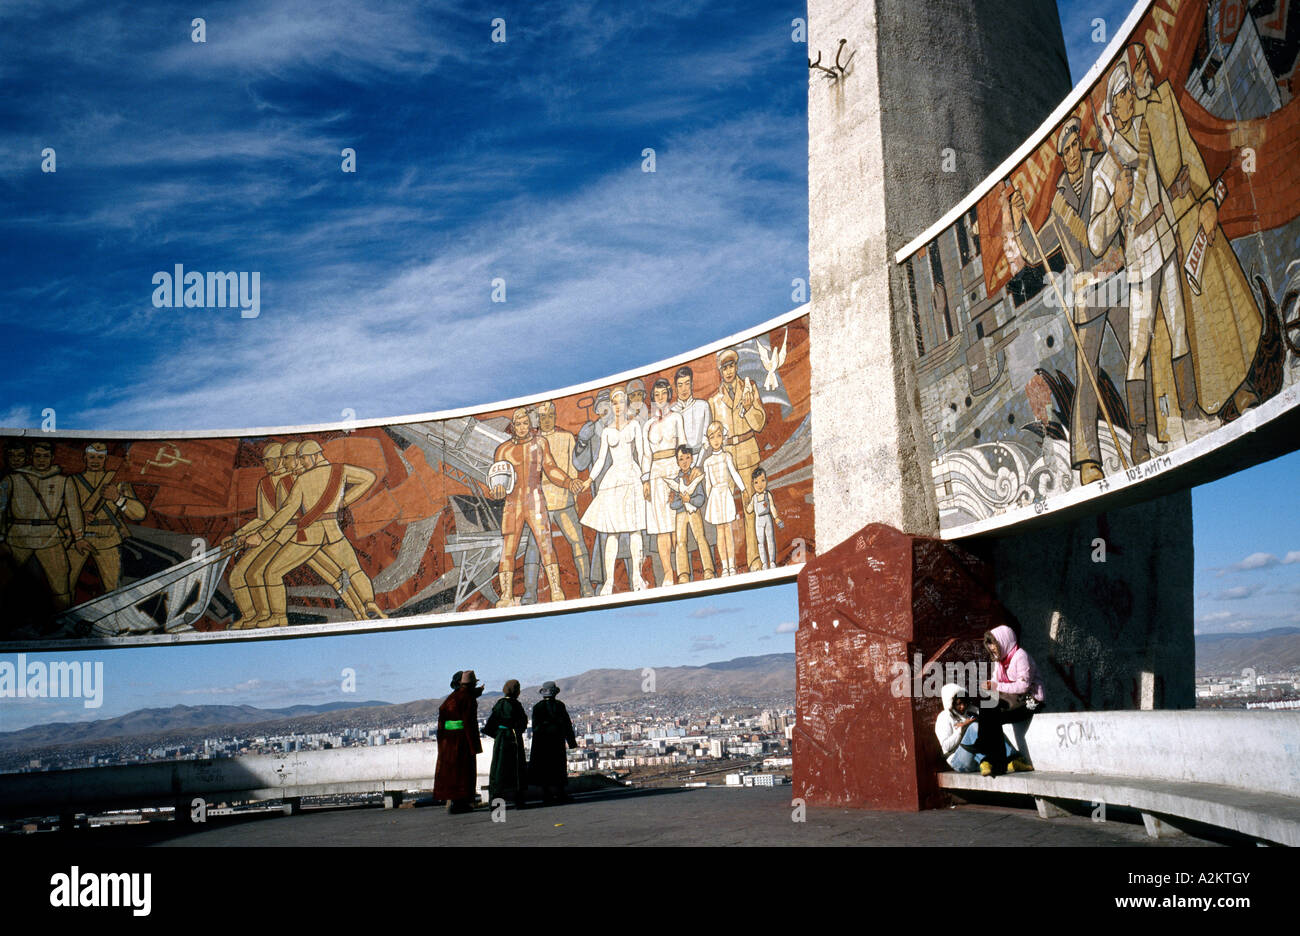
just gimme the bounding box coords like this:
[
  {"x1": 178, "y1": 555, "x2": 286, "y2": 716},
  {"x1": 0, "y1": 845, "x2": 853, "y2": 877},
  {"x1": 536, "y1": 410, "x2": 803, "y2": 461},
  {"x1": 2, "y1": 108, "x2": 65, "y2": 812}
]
[{"x1": 794, "y1": 523, "x2": 1005, "y2": 810}]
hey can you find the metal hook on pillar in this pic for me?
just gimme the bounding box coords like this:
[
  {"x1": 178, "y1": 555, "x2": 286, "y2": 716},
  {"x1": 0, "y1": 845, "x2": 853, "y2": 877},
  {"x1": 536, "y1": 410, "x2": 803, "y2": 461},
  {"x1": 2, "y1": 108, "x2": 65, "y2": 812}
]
[{"x1": 809, "y1": 38, "x2": 854, "y2": 81}]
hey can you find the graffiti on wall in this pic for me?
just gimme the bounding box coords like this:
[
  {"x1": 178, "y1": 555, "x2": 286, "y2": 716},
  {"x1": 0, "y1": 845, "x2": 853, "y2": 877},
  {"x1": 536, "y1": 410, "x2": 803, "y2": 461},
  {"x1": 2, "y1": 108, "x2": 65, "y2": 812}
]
[
  {"x1": 0, "y1": 313, "x2": 812, "y2": 646},
  {"x1": 902, "y1": 0, "x2": 1300, "y2": 530}
]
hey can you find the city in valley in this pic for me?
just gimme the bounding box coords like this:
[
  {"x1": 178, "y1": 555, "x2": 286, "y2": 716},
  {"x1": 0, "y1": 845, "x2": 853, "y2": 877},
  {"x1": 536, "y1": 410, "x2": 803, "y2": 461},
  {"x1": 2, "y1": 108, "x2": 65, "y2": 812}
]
[{"x1": 1, "y1": 691, "x2": 795, "y2": 786}]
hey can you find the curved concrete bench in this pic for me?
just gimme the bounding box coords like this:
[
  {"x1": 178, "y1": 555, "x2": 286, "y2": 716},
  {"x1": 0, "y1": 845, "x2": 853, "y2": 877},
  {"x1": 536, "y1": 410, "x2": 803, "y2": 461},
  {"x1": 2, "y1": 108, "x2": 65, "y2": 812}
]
[{"x1": 936, "y1": 711, "x2": 1300, "y2": 845}]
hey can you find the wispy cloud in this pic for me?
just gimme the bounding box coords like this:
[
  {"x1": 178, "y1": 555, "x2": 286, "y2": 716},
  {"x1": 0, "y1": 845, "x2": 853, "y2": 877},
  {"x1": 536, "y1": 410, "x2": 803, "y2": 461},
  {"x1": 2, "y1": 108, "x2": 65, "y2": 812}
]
[
  {"x1": 179, "y1": 678, "x2": 266, "y2": 696},
  {"x1": 1233, "y1": 552, "x2": 1287, "y2": 571},
  {"x1": 0, "y1": 0, "x2": 806, "y2": 432},
  {"x1": 1194, "y1": 608, "x2": 1300, "y2": 635},
  {"x1": 176, "y1": 675, "x2": 341, "y2": 703},
  {"x1": 1210, "y1": 551, "x2": 1300, "y2": 576},
  {"x1": 689, "y1": 634, "x2": 726, "y2": 653},
  {"x1": 690, "y1": 603, "x2": 745, "y2": 620},
  {"x1": 5, "y1": 111, "x2": 805, "y2": 431},
  {"x1": 774, "y1": 621, "x2": 797, "y2": 633},
  {"x1": 1206, "y1": 584, "x2": 1266, "y2": 601}
]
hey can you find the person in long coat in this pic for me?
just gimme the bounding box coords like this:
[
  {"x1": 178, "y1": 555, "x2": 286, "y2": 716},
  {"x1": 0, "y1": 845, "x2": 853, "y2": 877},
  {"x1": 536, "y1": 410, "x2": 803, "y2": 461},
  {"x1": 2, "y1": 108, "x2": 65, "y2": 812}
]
[
  {"x1": 483, "y1": 678, "x2": 529, "y2": 809},
  {"x1": 433, "y1": 669, "x2": 483, "y2": 813},
  {"x1": 529, "y1": 681, "x2": 577, "y2": 803}
]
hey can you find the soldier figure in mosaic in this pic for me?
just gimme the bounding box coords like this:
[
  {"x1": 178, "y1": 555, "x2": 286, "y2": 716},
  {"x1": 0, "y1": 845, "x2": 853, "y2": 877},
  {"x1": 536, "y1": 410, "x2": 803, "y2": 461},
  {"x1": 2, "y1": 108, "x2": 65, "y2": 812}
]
[
  {"x1": 240, "y1": 440, "x2": 384, "y2": 627},
  {"x1": 709, "y1": 348, "x2": 766, "y2": 571},
  {"x1": 0, "y1": 440, "x2": 89, "y2": 610},
  {"x1": 66, "y1": 441, "x2": 146, "y2": 596}
]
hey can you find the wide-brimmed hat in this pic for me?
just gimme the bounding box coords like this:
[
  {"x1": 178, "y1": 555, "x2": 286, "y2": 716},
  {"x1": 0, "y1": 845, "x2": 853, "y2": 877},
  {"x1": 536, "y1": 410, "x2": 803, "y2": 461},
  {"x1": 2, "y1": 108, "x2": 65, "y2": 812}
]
[{"x1": 539, "y1": 681, "x2": 560, "y2": 697}]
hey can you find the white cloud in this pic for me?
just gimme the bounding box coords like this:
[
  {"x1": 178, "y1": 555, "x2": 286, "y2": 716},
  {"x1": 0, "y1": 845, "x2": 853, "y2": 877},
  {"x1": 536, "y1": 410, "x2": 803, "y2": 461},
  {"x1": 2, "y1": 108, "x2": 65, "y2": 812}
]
[
  {"x1": 689, "y1": 634, "x2": 726, "y2": 653},
  {"x1": 690, "y1": 604, "x2": 743, "y2": 620},
  {"x1": 1, "y1": 0, "x2": 807, "y2": 440},
  {"x1": 0, "y1": 405, "x2": 34, "y2": 428},
  {"x1": 1209, "y1": 550, "x2": 1300, "y2": 577},
  {"x1": 774, "y1": 621, "x2": 797, "y2": 633},
  {"x1": 179, "y1": 678, "x2": 266, "y2": 696},
  {"x1": 1232, "y1": 552, "x2": 1280, "y2": 572},
  {"x1": 1211, "y1": 584, "x2": 1265, "y2": 601}
]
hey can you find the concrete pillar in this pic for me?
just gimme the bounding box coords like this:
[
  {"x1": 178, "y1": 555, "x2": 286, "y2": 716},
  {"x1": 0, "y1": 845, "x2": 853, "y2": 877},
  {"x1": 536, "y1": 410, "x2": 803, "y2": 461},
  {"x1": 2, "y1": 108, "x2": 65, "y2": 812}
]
[
  {"x1": 808, "y1": 0, "x2": 1072, "y2": 547},
  {"x1": 1035, "y1": 797, "x2": 1070, "y2": 819},
  {"x1": 282, "y1": 797, "x2": 302, "y2": 816},
  {"x1": 1141, "y1": 811, "x2": 1184, "y2": 839},
  {"x1": 795, "y1": 523, "x2": 1005, "y2": 810},
  {"x1": 383, "y1": 791, "x2": 403, "y2": 809},
  {"x1": 795, "y1": 0, "x2": 1197, "y2": 812}
]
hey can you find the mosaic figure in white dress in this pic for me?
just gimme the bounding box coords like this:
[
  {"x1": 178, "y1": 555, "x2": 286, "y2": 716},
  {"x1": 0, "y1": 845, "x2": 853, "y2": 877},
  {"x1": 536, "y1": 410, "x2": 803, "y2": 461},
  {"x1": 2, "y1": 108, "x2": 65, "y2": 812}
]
[
  {"x1": 701, "y1": 420, "x2": 745, "y2": 576},
  {"x1": 642, "y1": 378, "x2": 688, "y2": 586},
  {"x1": 580, "y1": 388, "x2": 649, "y2": 594}
]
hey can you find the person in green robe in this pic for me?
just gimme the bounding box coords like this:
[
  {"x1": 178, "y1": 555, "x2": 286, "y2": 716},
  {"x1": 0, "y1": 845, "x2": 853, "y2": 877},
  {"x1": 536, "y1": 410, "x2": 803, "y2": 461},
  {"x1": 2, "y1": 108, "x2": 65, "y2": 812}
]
[
  {"x1": 483, "y1": 678, "x2": 529, "y2": 809},
  {"x1": 529, "y1": 681, "x2": 578, "y2": 803}
]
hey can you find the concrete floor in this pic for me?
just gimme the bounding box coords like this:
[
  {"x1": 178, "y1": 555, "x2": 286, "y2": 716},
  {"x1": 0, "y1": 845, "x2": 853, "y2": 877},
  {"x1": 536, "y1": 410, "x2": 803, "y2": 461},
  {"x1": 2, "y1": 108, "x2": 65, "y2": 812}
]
[{"x1": 25, "y1": 786, "x2": 1222, "y2": 847}]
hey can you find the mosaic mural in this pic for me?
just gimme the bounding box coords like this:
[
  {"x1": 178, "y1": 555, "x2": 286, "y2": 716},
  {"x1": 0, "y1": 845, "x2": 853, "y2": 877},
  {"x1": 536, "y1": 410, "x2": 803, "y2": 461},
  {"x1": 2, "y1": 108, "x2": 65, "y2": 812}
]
[
  {"x1": 0, "y1": 314, "x2": 812, "y2": 646},
  {"x1": 902, "y1": 0, "x2": 1300, "y2": 530}
]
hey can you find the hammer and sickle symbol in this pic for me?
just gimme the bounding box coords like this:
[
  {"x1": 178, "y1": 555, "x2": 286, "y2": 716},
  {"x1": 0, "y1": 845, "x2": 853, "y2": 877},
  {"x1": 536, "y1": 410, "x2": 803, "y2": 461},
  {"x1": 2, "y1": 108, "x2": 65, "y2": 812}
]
[{"x1": 140, "y1": 442, "x2": 193, "y2": 473}]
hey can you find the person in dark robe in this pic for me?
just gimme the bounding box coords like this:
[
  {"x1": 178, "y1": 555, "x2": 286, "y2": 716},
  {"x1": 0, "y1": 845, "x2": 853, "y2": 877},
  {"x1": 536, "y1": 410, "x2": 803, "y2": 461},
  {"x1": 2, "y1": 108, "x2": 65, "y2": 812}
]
[
  {"x1": 433, "y1": 669, "x2": 483, "y2": 813},
  {"x1": 529, "y1": 681, "x2": 577, "y2": 803},
  {"x1": 483, "y1": 678, "x2": 529, "y2": 809}
]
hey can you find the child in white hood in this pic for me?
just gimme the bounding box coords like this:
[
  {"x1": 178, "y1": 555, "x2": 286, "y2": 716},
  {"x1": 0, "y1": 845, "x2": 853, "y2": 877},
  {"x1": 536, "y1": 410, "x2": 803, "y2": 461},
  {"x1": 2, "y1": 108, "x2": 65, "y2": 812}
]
[{"x1": 935, "y1": 683, "x2": 1016, "y2": 773}]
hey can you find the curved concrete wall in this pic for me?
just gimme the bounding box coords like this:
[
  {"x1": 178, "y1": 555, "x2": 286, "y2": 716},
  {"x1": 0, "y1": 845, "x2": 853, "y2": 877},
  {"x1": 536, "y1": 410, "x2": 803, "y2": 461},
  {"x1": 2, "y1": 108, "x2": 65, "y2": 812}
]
[
  {"x1": 0, "y1": 740, "x2": 494, "y2": 815},
  {"x1": 0, "y1": 308, "x2": 811, "y2": 648}
]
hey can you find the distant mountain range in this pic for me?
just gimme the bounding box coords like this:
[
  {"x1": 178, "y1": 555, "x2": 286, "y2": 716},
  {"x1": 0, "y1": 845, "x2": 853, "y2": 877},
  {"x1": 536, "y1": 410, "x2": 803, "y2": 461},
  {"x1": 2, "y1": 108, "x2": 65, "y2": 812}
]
[
  {"x1": 518, "y1": 653, "x2": 795, "y2": 709},
  {"x1": 1195, "y1": 627, "x2": 1300, "y2": 675},
  {"x1": 0, "y1": 654, "x2": 796, "y2": 753},
  {"x1": 0, "y1": 700, "x2": 394, "y2": 752},
  {"x1": 11, "y1": 632, "x2": 1286, "y2": 754}
]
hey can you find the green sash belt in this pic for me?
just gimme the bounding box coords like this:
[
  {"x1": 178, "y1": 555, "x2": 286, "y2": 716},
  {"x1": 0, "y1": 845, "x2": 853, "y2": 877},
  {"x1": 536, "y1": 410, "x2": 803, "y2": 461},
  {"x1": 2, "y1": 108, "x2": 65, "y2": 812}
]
[{"x1": 444, "y1": 720, "x2": 464, "y2": 729}]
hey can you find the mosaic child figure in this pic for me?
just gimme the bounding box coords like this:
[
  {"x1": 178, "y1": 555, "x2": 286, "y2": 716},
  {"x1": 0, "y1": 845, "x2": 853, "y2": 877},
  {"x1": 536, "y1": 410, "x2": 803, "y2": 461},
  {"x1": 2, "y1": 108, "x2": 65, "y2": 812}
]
[
  {"x1": 745, "y1": 466, "x2": 782, "y2": 571},
  {"x1": 701, "y1": 421, "x2": 744, "y2": 577}
]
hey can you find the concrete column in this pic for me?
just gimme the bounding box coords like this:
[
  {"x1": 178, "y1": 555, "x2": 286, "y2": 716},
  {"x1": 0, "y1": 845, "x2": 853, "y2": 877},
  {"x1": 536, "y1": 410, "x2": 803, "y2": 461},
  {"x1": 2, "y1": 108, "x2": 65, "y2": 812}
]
[
  {"x1": 795, "y1": 1, "x2": 1201, "y2": 813},
  {"x1": 1035, "y1": 797, "x2": 1070, "y2": 819},
  {"x1": 795, "y1": 524, "x2": 1005, "y2": 810},
  {"x1": 808, "y1": 0, "x2": 1072, "y2": 548}
]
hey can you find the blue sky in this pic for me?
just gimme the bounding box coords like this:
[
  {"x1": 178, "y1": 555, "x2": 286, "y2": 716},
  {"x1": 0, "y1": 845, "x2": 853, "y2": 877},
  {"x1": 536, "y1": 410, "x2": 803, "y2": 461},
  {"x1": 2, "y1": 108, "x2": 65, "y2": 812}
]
[
  {"x1": 0, "y1": 0, "x2": 807, "y2": 430},
  {"x1": 0, "y1": 0, "x2": 1296, "y2": 731}
]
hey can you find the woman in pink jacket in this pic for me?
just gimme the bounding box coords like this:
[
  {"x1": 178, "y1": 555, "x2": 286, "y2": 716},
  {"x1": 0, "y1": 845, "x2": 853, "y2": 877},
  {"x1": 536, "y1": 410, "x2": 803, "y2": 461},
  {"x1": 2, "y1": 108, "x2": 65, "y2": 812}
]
[{"x1": 976, "y1": 622, "x2": 1044, "y2": 776}]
